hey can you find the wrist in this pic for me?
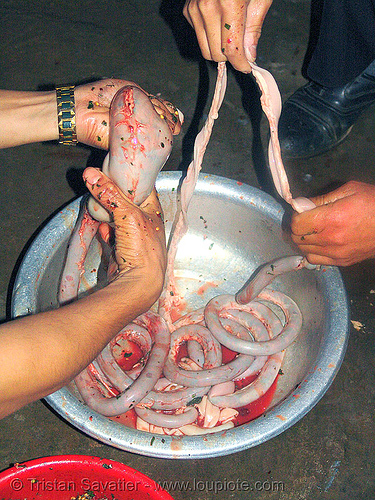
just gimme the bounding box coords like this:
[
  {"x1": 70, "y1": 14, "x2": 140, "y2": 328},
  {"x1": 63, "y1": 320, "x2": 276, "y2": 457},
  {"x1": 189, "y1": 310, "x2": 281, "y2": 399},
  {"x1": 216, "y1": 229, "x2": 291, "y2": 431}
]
[
  {"x1": 42, "y1": 90, "x2": 60, "y2": 142},
  {"x1": 114, "y1": 265, "x2": 165, "y2": 313},
  {"x1": 56, "y1": 85, "x2": 77, "y2": 145}
]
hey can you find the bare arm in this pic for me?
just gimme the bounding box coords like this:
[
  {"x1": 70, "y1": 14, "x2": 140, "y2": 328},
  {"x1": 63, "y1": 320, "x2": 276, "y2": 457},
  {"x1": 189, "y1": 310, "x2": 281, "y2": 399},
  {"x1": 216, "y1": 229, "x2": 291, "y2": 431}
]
[
  {"x1": 0, "y1": 89, "x2": 58, "y2": 148},
  {"x1": 0, "y1": 168, "x2": 167, "y2": 418},
  {"x1": 0, "y1": 79, "x2": 136, "y2": 150}
]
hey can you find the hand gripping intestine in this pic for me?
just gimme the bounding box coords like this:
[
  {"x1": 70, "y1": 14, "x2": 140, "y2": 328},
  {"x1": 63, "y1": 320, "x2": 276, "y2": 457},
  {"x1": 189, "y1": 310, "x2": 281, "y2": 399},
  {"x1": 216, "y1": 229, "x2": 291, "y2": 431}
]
[{"x1": 59, "y1": 66, "x2": 316, "y2": 436}]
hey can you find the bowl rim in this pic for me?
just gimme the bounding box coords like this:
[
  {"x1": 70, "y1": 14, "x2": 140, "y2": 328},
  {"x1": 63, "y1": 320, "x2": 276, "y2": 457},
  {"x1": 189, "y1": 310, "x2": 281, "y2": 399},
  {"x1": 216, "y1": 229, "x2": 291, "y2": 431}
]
[
  {"x1": 11, "y1": 172, "x2": 350, "y2": 459},
  {"x1": 0, "y1": 454, "x2": 174, "y2": 499}
]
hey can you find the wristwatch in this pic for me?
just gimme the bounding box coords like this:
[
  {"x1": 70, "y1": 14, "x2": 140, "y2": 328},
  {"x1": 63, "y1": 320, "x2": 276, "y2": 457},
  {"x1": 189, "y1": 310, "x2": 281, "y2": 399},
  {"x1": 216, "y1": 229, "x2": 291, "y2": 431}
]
[{"x1": 56, "y1": 85, "x2": 77, "y2": 145}]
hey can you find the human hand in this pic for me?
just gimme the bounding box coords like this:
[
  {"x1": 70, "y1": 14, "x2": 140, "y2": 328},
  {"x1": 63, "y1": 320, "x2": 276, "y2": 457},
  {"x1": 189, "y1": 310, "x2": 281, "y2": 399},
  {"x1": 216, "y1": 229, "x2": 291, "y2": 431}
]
[
  {"x1": 83, "y1": 167, "x2": 167, "y2": 305},
  {"x1": 290, "y1": 181, "x2": 375, "y2": 266},
  {"x1": 183, "y1": 0, "x2": 273, "y2": 72},
  {"x1": 75, "y1": 79, "x2": 136, "y2": 149},
  {"x1": 75, "y1": 79, "x2": 182, "y2": 149}
]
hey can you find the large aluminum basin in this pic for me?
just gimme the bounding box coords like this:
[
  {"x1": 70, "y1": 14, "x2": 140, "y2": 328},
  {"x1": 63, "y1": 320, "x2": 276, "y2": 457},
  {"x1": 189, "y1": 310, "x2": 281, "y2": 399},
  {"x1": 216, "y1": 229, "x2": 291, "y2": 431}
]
[{"x1": 11, "y1": 172, "x2": 349, "y2": 459}]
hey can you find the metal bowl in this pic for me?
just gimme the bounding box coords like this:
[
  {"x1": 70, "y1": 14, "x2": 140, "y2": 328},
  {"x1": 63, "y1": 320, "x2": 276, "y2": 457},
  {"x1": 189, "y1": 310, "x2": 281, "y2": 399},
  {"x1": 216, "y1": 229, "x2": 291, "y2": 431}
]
[
  {"x1": 0, "y1": 455, "x2": 174, "y2": 499},
  {"x1": 11, "y1": 172, "x2": 349, "y2": 459}
]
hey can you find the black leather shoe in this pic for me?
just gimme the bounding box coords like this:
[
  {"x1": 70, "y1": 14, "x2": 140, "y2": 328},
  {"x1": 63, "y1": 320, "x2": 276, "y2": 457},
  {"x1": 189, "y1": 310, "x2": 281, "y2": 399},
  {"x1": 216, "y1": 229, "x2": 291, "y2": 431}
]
[{"x1": 278, "y1": 61, "x2": 375, "y2": 158}]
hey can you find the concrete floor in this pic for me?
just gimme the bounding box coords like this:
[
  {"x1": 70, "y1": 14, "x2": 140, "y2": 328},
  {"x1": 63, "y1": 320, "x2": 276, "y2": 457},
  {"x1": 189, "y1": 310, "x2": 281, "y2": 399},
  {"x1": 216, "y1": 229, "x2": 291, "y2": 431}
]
[{"x1": 0, "y1": 0, "x2": 374, "y2": 498}]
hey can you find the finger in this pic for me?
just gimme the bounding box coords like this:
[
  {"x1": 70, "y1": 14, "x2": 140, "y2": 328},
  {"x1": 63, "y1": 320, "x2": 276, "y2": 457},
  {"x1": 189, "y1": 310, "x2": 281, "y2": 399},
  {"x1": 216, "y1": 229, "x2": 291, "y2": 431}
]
[
  {"x1": 244, "y1": 0, "x2": 273, "y2": 61},
  {"x1": 221, "y1": 19, "x2": 252, "y2": 72},
  {"x1": 162, "y1": 101, "x2": 184, "y2": 136},
  {"x1": 183, "y1": 0, "x2": 194, "y2": 26},
  {"x1": 83, "y1": 167, "x2": 135, "y2": 218},
  {"x1": 140, "y1": 189, "x2": 166, "y2": 245},
  {"x1": 243, "y1": 28, "x2": 261, "y2": 62},
  {"x1": 95, "y1": 120, "x2": 109, "y2": 150},
  {"x1": 204, "y1": 12, "x2": 229, "y2": 62},
  {"x1": 98, "y1": 222, "x2": 112, "y2": 244},
  {"x1": 185, "y1": 0, "x2": 228, "y2": 62},
  {"x1": 149, "y1": 96, "x2": 183, "y2": 136},
  {"x1": 305, "y1": 252, "x2": 360, "y2": 266},
  {"x1": 291, "y1": 241, "x2": 337, "y2": 257},
  {"x1": 90, "y1": 79, "x2": 139, "y2": 107},
  {"x1": 290, "y1": 208, "x2": 326, "y2": 237},
  {"x1": 194, "y1": 11, "x2": 223, "y2": 61},
  {"x1": 310, "y1": 182, "x2": 357, "y2": 207},
  {"x1": 83, "y1": 168, "x2": 163, "y2": 227},
  {"x1": 184, "y1": 1, "x2": 213, "y2": 60},
  {"x1": 83, "y1": 168, "x2": 154, "y2": 271},
  {"x1": 290, "y1": 230, "x2": 324, "y2": 247},
  {"x1": 291, "y1": 239, "x2": 357, "y2": 266},
  {"x1": 84, "y1": 108, "x2": 110, "y2": 150},
  {"x1": 303, "y1": 254, "x2": 340, "y2": 266},
  {"x1": 140, "y1": 188, "x2": 163, "y2": 216}
]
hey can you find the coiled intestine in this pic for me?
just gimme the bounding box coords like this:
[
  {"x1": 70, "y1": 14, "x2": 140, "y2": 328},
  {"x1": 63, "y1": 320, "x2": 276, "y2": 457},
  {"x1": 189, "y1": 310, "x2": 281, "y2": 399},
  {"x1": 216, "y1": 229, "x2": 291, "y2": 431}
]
[{"x1": 60, "y1": 63, "x2": 315, "y2": 435}]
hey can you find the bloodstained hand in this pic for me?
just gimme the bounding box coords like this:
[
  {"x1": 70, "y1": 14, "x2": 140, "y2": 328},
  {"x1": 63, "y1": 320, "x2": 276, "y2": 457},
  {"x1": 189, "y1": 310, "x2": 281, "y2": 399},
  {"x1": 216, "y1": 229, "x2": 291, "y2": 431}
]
[
  {"x1": 183, "y1": 0, "x2": 273, "y2": 73},
  {"x1": 75, "y1": 79, "x2": 182, "y2": 150},
  {"x1": 83, "y1": 167, "x2": 167, "y2": 302}
]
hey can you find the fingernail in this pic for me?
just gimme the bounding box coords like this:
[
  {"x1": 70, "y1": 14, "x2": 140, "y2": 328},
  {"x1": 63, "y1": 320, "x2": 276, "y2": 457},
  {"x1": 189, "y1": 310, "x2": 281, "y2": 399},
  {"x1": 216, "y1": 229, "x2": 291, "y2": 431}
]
[
  {"x1": 244, "y1": 45, "x2": 256, "y2": 63},
  {"x1": 176, "y1": 108, "x2": 184, "y2": 124},
  {"x1": 83, "y1": 168, "x2": 102, "y2": 185}
]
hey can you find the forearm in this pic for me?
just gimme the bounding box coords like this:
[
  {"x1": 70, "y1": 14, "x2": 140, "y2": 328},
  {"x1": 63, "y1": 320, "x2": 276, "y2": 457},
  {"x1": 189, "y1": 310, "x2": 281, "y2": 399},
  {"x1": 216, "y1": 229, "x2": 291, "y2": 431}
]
[
  {"x1": 0, "y1": 271, "x2": 158, "y2": 418},
  {"x1": 0, "y1": 89, "x2": 58, "y2": 148}
]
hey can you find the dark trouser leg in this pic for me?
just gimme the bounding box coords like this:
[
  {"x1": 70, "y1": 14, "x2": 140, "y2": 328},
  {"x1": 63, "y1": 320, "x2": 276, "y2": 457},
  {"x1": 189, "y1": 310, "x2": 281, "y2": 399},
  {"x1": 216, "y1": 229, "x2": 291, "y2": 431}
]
[
  {"x1": 304, "y1": 0, "x2": 375, "y2": 87},
  {"x1": 278, "y1": 0, "x2": 375, "y2": 158}
]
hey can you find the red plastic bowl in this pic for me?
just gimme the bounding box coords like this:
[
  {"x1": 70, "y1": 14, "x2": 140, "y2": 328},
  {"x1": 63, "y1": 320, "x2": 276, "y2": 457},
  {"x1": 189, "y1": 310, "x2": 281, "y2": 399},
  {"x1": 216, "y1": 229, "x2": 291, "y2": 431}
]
[{"x1": 0, "y1": 455, "x2": 174, "y2": 500}]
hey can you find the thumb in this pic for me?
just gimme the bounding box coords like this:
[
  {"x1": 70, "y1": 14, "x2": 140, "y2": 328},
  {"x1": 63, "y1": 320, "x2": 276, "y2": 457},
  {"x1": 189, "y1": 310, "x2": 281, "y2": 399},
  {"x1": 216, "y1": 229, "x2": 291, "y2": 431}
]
[
  {"x1": 139, "y1": 188, "x2": 163, "y2": 220},
  {"x1": 83, "y1": 167, "x2": 135, "y2": 220},
  {"x1": 83, "y1": 168, "x2": 165, "y2": 234},
  {"x1": 244, "y1": 31, "x2": 260, "y2": 63}
]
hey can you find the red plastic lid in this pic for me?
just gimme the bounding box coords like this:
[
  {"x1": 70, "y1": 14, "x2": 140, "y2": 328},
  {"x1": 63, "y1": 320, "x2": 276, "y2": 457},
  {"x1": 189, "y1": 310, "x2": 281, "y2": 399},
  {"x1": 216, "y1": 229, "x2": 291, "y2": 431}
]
[{"x1": 0, "y1": 455, "x2": 175, "y2": 500}]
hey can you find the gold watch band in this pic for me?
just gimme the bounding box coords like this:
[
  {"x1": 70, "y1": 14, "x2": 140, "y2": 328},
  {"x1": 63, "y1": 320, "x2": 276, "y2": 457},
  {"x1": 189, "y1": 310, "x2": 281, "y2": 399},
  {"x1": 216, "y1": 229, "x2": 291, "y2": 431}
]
[{"x1": 56, "y1": 85, "x2": 77, "y2": 145}]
